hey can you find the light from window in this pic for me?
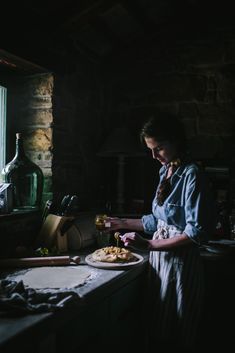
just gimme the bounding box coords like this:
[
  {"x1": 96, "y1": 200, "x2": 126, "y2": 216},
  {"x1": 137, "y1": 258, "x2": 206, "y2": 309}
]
[{"x1": 0, "y1": 85, "x2": 7, "y2": 177}]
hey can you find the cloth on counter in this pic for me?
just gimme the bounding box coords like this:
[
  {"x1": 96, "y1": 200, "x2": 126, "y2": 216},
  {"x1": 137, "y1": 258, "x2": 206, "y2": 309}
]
[{"x1": 0, "y1": 279, "x2": 80, "y2": 316}]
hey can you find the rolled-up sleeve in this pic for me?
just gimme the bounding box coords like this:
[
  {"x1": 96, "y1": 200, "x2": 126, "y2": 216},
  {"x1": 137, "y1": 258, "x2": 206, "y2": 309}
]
[
  {"x1": 183, "y1": 169, "x2": 213, "y2": 245},
  {"x1": 142, "y1": 214, "x2": 158, "y2": 235}
]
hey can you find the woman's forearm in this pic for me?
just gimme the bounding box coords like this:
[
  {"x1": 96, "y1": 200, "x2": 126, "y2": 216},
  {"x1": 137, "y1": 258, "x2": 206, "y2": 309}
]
[
  {"x1": 107, "y1": 217, "x2": 144, "y2": 232},
  {"x1": 148, "y1": 233, "x2": 192, "y2": 251},
  {"x1": 122, "y1": 218, "x2": 144, "y2": 231}
]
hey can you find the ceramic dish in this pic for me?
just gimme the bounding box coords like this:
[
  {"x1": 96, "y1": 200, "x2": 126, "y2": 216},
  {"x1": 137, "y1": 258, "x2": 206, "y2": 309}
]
[{"x1": 85, "y1": 252, "x2": 144, "y2": 270}]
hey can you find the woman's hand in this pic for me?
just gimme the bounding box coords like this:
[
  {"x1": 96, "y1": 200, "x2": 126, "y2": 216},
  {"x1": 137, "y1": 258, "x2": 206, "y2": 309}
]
[
  {"x1": 105, "y1": 217, "x2": 126, "y2": 231},
  {"x1": 120, "y1": 232, "x2": 150, "y2": 251}
]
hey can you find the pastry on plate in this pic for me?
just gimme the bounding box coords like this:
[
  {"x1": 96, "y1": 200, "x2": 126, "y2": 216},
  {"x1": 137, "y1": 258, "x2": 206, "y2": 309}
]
[{"x1": 91, "y1": 246, "x2": 137, "y2": 263}]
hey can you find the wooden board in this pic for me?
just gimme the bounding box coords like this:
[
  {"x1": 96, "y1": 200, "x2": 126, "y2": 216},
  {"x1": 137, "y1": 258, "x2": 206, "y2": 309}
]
[{"x1": 35, "y1": 214, "x2": 74, "y2": 252}]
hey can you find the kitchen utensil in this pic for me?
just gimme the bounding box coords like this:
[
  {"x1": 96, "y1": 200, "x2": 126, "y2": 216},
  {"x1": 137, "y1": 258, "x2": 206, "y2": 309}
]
[
  {"x1": 66, "y1": 212, "x2": 97, "y2": 250},
  {"x1": 59, "y1": 194, "x2": 71, "y2": 215},
  {"x1": 63, "y1": 195, "x2": 78, "y2": 216},
  {"x1": 0, "y1": 255, "x2": 80, "y2": 268},
  {"x1": 42, "y1": 199, "x2": 53, "y2": 222}
]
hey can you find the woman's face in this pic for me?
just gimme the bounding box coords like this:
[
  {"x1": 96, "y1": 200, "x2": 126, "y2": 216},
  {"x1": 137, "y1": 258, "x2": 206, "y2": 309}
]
[{"x1": 144, "y1": 137, "x2": 177, "y2": 165}]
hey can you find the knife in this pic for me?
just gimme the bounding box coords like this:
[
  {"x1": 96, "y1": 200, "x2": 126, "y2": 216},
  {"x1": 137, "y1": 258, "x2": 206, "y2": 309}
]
[
  {"x1": 42, "y1": 199, "x2": 53, "y2": 222},
  {"x1": 63, "y1": 195, "x2": 78, "y2": 216},
  {"x1": 59, "y1": 195, "x2": 71, "y2": 216}
]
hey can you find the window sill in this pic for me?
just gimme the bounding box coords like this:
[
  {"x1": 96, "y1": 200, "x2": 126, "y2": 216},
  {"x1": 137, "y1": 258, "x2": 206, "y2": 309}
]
[{"x1": 0, "y1": 209, "x2": 41, "y2": 220}]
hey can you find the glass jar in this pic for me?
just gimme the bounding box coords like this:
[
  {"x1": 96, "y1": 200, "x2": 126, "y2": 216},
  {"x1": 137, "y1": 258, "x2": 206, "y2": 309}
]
[
  {"x1": 95, "y1": 214, "x2": 110, "y2": 247},
  {"x1": 1, "y1": 133, "x2": 44, "y2": 211}
]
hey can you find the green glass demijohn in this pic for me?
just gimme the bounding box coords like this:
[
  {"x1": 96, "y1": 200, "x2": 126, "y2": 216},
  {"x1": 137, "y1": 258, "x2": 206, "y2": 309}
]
[{"x1": 1, "y1": 132, "x2": 44, "y2": 211}]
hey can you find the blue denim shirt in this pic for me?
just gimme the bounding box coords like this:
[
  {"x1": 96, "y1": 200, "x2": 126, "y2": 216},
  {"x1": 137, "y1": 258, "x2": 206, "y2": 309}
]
[{"x1": 142, "y1": 163, "x2": 215, "y2": 245}]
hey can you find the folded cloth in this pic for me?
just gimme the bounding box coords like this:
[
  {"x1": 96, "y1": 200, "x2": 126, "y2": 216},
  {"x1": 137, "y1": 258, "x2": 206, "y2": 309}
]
[{"x1": 0, "y1": 279, "x2": 80, "y2": 316}]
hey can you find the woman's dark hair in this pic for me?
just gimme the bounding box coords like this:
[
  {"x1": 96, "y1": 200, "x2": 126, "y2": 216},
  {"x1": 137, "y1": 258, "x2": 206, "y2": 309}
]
[
  {"x1": 140, "y1": 113, "x2": 187, "y2": 206},
  {"x1": 140, "y1": 113, "x2": 187, "y2": 155}
]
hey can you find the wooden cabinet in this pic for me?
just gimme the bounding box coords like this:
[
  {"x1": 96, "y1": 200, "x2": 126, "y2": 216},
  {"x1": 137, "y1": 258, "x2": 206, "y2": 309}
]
[
  {"x1": 199, "y1": 254, "x2": 235, "y2": 350},
  {"x1": 0, "y1": 250, "x2": 149, "y2": 353},
  {"x1": 56, "y1": 272, "x2": 146, "y2": 353}
]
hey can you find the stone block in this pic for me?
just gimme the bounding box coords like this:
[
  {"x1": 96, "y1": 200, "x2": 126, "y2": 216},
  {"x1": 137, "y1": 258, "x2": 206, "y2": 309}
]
[
  {"x1": 22, "y1": 109, "x2": 53, "y2": 126},
  {"x1": 27, "y1": 74, "x2": 54, "y2": 96},
  {"x1": 28, "y1": 95, "x2": 52, "y2": 109},
  {"x1": 25, "y1": 128, "x2": 52, "y2": 152}
]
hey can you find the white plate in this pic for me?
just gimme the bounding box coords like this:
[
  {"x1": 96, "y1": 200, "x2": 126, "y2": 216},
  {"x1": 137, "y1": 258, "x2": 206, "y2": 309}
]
[
  {"x1": 85, "y1": 252, "x2": 144, "y2": 270},
  {"x1": 208, "y1": 239, "x2": 235, "y2": 246},
  {"x1": 203, "y1": 245, "x2": 231, "y2": 255},
  {"x1": 204, "y1": 246, "x2": 226, "y2": 254}
]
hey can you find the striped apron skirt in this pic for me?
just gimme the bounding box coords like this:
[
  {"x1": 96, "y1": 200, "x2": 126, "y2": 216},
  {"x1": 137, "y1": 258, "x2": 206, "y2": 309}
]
[{"x1": 146, "y1": 219, "x2": 204, "y2": 350}]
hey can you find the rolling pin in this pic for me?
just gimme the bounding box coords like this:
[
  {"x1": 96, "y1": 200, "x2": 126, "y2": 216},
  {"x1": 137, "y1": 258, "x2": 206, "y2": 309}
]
[{"x1": 0, "y1": 255, "x2": 80, "y2": 268}]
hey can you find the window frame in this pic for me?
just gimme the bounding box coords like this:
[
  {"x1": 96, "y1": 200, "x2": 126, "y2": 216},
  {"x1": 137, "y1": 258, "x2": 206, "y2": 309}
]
[{"x1": 0, "y1": 84, "x2": 7, "y2": 175}]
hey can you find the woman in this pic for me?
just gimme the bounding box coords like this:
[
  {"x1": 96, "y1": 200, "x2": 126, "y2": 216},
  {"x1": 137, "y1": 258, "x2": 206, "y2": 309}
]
[{"x1": 107, "y1": 114, "x2": 215, "y2": 352}]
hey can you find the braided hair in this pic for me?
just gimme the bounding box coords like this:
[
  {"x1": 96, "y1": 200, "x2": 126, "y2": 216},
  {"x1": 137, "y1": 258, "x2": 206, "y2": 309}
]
[{"x1": 140, "y1": 113, "x2": 187, "y2": 206}]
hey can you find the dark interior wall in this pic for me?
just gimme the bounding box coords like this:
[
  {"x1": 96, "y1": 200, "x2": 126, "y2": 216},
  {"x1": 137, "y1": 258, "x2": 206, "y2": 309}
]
[
  {"x1": 100, "y1": 27, "x2": 235, "y2": 211},
  {"x1": 103, "y1": 33, "x2": 235, "y2": 163},
  {"x1": 51, "y1": 25, "x2": 235, "y2": 214},
  {"x1": 51, "y1": 54, "x2": 159, "y2": 214},
  {"x1": 52, "y1": 58, "x2": 109, "y2": 211},
  {"x1": 4, "y1": 24, "x2": 232, "y2": 216}
]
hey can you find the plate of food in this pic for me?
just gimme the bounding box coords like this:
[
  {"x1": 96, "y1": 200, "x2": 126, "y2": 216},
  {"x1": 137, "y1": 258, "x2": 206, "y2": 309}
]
[{"x1": 85, "y1": 246, "x2": 144, "y2": 269}]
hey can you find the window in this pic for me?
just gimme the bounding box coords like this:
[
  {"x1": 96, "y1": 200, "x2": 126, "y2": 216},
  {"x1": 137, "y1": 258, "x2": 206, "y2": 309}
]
[{"x1": 0, "y1": 85, "x2": 7, "y2": 175}]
